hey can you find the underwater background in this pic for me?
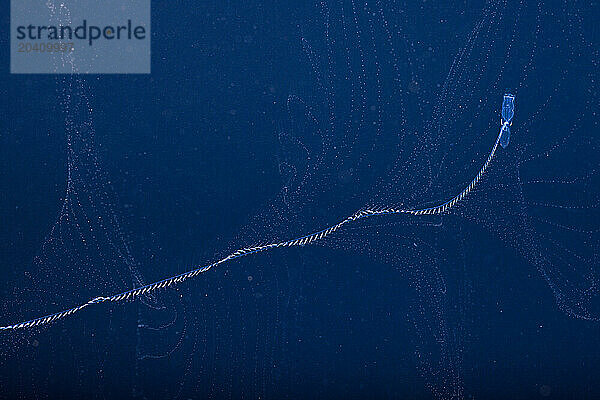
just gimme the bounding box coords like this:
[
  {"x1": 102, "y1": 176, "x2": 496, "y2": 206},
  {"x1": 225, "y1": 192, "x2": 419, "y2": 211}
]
[{"x1": 1, "y1": 1, "x2": 599, "y2": 399}]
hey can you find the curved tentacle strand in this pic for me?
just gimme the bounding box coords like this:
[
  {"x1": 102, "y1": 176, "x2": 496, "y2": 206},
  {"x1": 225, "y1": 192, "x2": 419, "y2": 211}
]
[{"x1": 0, "y1": 127, "x2": 503, "y2": 331}]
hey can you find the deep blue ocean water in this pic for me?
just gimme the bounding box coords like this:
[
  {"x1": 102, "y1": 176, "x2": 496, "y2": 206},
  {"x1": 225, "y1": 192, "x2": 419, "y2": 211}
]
[{"x1": 1, "y1": 1, "x2": 599, "y2": 399}]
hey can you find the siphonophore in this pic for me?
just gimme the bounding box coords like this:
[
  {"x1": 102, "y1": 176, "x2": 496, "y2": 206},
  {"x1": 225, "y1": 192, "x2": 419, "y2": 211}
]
[
  {"x1": 500, "y1": 93, "x2": 515, "y2": 148},
  {"x1": 0, "y1": 94, "x2": 511, "y2": 331},
  {"x1": 2, "y1": 1, "x2": 599, "y2": 398}
]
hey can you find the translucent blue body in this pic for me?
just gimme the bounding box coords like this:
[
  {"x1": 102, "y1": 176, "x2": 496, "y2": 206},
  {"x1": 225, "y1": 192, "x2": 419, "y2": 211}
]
[{"x1": 500, "y1": 93, "x2": 515, "y2": 148}]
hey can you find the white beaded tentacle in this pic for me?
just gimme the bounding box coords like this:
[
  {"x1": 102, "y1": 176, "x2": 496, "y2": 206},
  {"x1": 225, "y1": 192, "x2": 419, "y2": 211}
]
[{"x1": 0, "y1": 125, "x2": 504, "y2": 331}]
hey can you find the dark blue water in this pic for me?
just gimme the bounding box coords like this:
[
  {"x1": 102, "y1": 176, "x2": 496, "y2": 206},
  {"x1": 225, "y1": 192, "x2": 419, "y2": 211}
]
[{"x1": 1, "y1": 1, "x2": 599, "y2": 399}]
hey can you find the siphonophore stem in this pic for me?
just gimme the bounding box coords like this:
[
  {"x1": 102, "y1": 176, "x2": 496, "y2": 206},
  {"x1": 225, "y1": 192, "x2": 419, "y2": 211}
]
[{"x1": 0, "y1": 119, "x2": 506, "y2": 331}]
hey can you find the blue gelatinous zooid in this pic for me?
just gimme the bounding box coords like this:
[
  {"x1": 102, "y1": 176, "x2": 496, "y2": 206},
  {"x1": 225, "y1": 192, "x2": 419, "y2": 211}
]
[
  {"x1": 500, "y1": 93, "x2": 515, "y2": 149},
  {"x1": 500, "y1": 125, "x2": 511, "y2": 149}
]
